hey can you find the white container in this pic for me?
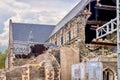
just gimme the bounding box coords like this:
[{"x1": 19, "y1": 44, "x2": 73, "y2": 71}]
[
  {"x1": 86, "y1": 61, "x2": 103, "y2": 80},
  {"x1": 72, "y1": 62, "x2": 103, "y2": 80},
  {"x1": 72, "y1": 63, "x2": 86, "y2": 80}
]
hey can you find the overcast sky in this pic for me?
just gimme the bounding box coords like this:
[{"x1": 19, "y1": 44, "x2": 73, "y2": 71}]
[{"x1": 0, "y1": 0, "x2": 80, "y2": 52}]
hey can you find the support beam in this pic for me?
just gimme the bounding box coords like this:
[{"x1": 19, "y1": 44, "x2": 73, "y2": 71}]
[
  {"x1": 91, "y1": 41, "x2": 117, "y2": 46},
  {"x1": 90, "y1": 26, "x2": 98, "y2": 30},
  {"x1": 95, "y1": 4, "x2": 116, "y2": 11},
  {"x1": 87, "y1": 20, "x2": 109, "y2": 30},
  {"x1": 87, "y1": 20, "x2": 107, "y2": 25}
]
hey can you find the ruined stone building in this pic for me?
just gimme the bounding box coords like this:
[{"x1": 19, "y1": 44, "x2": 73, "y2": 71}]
[{"x1": 4, "y1": 0, "x2": 118, "y2": 80}]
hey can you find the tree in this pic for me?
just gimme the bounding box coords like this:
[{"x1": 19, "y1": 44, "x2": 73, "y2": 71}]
[
  {"x1": 0, "y1": 51, "x2": 2, "y2": 54},
  {"x1": 0, "y1": 49, "x2": 8, "y2": 69}
]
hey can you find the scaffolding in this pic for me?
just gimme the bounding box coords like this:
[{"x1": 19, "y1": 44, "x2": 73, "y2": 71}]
[{"x1": 117, "y1": 0, "x2": 120, "y2": 79}]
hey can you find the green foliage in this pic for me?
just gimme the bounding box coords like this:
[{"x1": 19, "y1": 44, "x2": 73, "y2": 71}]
[{"x1": 0, "y1": 49, "x2": 8, "y2": 69}]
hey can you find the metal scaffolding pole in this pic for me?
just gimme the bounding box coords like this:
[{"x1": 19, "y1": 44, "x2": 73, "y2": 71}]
[{"x1": 117, "y1": 0, "x2": 120, "y2": 80}]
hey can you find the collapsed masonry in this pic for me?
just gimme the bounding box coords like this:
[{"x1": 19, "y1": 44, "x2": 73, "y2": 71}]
[
  {"x1": 5, "y1": 50, "x2": 61, "y2": 80},
  {"x1": 3, "y1": 45, "x2": 117, "y2": 80},
  {"x1": 0, "y1": 70, "x2": 6, "y2": 80},
  {"x1": 1, "y1": 46, "x2": 79, "y2": 80}
]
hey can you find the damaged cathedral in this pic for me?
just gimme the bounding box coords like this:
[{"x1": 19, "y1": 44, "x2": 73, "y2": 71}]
[{"x1": 0, "y1": 0, "x2": 118, "y2": 80}]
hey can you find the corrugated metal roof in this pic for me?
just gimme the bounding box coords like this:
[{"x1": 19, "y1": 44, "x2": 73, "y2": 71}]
[
  {"x1": 49, "y1": 0, "x2": 92, "y2": 38},
  {"x1": 12, "y1": 23, "x2": 55, "y2": 43}
]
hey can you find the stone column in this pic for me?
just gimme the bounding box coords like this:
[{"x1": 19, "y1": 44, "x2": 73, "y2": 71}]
[
  {"x1": 22, "y1": 66, "x2": 30, "y2": 80},
  {"x1": 8, "y1": 19, "x2": 14, "y2": 69},
  {"x1": 76, "y1": 15, "x2": 88, "y2": 62},
  {"x1": 44, "y1": 51, "x2": 54, "y2": 80}
]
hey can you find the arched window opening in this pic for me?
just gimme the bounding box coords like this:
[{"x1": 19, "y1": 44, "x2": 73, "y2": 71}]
[{"x1": 103, "y1": 68, "x2": 114, "y2": 80}]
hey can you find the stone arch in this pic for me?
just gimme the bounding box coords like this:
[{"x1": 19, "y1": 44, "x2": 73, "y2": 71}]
[{"x1": 103, "y1": 67, "x2": 115, "y2": 80}]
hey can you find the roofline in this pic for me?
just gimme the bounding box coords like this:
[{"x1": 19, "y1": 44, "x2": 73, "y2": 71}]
[
  {"x1": 48, "y1": 0, "x2": 94, "y2": 40},
  {"x1": 12, "y1": 22, "x2": 55, "y2": 26}
]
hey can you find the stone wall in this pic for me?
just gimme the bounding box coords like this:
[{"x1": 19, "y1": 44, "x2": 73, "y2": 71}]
[
  {"x1": 48, "y1": 14, "x2": 86, "y2": 47},
  {"x1": 5, "y1": 50, "x2": 61, "y2": 80},
  {"x1": 5, "y1": 63, "x2": 60, "y2": 80},
  {"x1": 0, "y1": 70, "x2": 6, "y2": 80},
  {"x1": 60, "y1": 46, "x2": 79, "y2": 80}
]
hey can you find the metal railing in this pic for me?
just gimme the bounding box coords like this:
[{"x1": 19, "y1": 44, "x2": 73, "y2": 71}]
[{"x1": 96, "y1": 18, "x2": 117, "y2": 39}]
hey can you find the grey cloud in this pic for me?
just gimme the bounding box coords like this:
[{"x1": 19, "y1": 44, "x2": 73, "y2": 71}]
[
  {"x1": 0, "y1": 9, "x2": 15, "y2": 22},
  {"x1": 20, "y1": 10, "x2": 64, "y2": 24},
  {"x1": 0, "y1": 0, "x2": 80, "y2": 51},
  {"x1": 0, "y1": 5, "x2": 15, "y2": 34},
  {"x1": 15, "y1": 0, "x2": 79, "y2": 11}
]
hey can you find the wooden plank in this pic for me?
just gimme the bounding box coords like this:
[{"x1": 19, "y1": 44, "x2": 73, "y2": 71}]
[
  {"x1": 87, "y1": 20, "x2": 107, "y2": 25},
  {"x1": 90, "y1": 26, "x2": 98, "y2": 30},
  {"x1": 91, "y1": 41, "x2": 117, "y2": 46},
  {"x1": 95, "y1": 4, "x2": 116, "y2": 11}
]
